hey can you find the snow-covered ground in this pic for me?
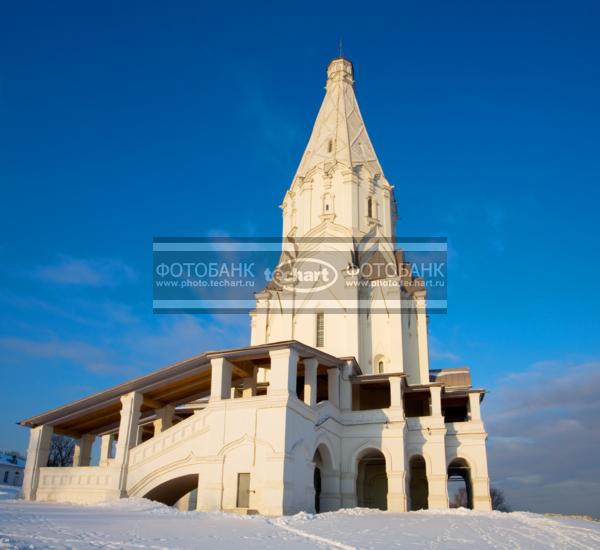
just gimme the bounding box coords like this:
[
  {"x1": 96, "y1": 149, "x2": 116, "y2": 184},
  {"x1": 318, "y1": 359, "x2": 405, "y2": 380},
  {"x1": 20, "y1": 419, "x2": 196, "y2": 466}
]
[
  {"x1": 0, "y1": 486, "x2": 20, "y2": 501},
  {"x1": 1, "y1": 497, "x2": 599, "y2": 549}
]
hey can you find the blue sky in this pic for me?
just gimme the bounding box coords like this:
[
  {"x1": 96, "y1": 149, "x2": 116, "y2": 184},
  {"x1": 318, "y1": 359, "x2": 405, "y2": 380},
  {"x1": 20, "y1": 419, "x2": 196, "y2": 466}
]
[{"x1": 1, "y1": 1, "x2": 599, "y2": 515}]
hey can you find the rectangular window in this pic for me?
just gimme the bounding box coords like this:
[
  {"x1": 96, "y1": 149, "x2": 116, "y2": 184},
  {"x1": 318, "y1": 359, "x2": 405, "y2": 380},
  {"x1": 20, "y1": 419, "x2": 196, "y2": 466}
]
[
  {"x1": 3, "y1": 471, "x2": 8, "y2": 483},
  {"x1": 316, "y1": 312, "x2": 325, "y2": 347}
]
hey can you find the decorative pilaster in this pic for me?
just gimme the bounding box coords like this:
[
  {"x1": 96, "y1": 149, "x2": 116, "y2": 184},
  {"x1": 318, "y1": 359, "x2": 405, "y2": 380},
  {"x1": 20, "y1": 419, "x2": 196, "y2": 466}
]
[
  {"x1": 414, "y1": 291, "x2": 430, "y2": 384},
  {"x1": 327, "y1": 367, "x2": 340, "y2": 408}
]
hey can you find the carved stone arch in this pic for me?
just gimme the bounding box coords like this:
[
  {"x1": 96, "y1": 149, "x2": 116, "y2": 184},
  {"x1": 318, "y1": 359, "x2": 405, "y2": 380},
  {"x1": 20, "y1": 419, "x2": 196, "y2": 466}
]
[
  {"x1": 217, "y1": 433, "x2": 277, "y2": 459},
  {"x1": 128, "y1": 452, "x2": 203, "y2": 501},
  {"x1": 446, "y1": 453, "x2": 477, "y2": 478},
  {"x1": 312, "y1": 433, "x2": 338, "y2": 470},
  {"x1": 407, "y1": 448, "x2": 434, "y2": 476},
  {"x1": 353, "y1": 444, "x2": 388, "y2": 510},
  {"x1": 447, "y1": 456, "x2": 474, "y2": 510},
  {"x1": 347, "y1": 440, "x2": 390, "y2": 473}
]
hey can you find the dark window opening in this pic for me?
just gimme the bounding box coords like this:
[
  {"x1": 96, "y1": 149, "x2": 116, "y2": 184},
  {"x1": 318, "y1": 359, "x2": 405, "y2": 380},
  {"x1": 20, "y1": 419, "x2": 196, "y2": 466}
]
[
  {"x1": 448, "y1": 459, "x2": 473, "y2": 509},
  {"x1": 296, "y1": 375, "x2": 304, "y2": 401},
  {"x1": 316, "y1": 373, "x2": 329, "y2": 403},
  {"x1": 403, "y1": 391, "x2": 431, "y2": 417},
  {"x1": 408, "y1": 455, "x2": 428, "y2": 511},
  {"x1": 442, "y1": 396, "x2": 470, "y2": 423},
  {"x1": 352, "y1": 382, "x2": 390, "y2": 411},
  {"x1": 367, "y1": 197, "x2": 373, "y2": 218}
]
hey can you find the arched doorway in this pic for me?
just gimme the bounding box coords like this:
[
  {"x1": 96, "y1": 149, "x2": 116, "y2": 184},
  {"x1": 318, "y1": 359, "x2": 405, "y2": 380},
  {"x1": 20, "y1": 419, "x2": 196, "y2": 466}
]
[
  {"x1": 448, "y1": 458, "x2": 473, "y2": 509},
  {"x1": 143, "y1": 473, "x2": 199, "y2": 507},
  {"x1": 314, "y1": 461, "x2": 322, "y2": 513},
  {"x1": 408, "y1": 455, "x2": 428, "y2": 511},
  {"x1": 356, "y1": 449, "x2": 387, "y2": 510},
  {"x1": 313, "y1": 444, "x2": 339, "y2": 513}
]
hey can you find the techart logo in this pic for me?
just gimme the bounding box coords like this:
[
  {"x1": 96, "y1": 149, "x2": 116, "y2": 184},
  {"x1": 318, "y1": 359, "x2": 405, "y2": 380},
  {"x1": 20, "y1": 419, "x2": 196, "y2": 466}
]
[{"x1": 270, "y1": 258, "x2": 338, "y2": 294}]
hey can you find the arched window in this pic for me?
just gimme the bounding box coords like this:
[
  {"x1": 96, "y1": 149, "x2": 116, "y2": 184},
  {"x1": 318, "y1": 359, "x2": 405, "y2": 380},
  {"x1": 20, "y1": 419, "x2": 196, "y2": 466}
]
[
  {"x1": 374, "y1": 354, "x2": 387, "y2": 374},
  {"x1": 322, "y1": 193, "x2": 333, "y2": 215}
]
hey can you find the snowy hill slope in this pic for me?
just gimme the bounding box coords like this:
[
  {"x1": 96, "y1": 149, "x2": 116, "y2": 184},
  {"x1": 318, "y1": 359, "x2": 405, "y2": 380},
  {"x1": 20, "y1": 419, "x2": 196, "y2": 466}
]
[{"x1": 0, "y1": 498, "x2": 599, "y2": 549}]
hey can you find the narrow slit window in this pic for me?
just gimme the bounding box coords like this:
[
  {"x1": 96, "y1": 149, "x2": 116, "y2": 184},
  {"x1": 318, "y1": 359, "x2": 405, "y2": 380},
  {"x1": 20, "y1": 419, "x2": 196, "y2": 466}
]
[
  {"x1": 328, "y1": 139, "x2": 333, "y2": 153},
  {"x1": 367, "y1": 197, "x2": 373, "y2": 218},
  {"x1": 316, "y1": 312, "x2": 325, "y2": 347}
]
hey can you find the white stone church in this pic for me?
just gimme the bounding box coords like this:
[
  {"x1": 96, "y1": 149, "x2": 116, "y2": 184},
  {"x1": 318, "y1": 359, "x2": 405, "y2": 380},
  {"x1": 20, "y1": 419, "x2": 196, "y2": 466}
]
[{"x1": 20, "y1": 57, "x2": 492, "y2": 514}]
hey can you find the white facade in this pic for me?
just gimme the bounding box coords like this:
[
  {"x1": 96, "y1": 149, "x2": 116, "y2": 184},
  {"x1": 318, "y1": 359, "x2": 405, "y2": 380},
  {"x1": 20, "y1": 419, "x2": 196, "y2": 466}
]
[{"x1": 21, "y1": 58, "x2": 492, "y2": 515}]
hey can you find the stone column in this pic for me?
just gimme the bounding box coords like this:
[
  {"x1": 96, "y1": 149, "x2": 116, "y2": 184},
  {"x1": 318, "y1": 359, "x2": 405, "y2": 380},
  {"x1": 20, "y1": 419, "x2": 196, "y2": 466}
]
[
  {"x1": 241, "y1": 366, "x2": 258, "y2": 398},
  {"x1": 339, "y1": 361, "x2": 354, "y2": 412},
  {"x1": 99, "y1": 434, "x2": 114, "y2": 466},
  {"x1": 210, "y1": 357, "x2": 233, "y2": 402},
  {"x1": 472, "y1": 476, "x2": 493, "y2": 511},
  {"x1": 154, "y1": 405, "x2": 175, "y2": 434},
  {"x1": 389, "y1": 376, "x2": 404, "y2": 410},
  {"x1": 303, "y1": 357, "x2": 318, "y2": 407},
  {"x1": 22, "y1": 424, "x2": 53, "y2": 500},
  {"x1": 340, "y1": 471, "x2": 357, "y2": 508},
  {"x1": 430, "y1": 386, "x2": 442, "y2": 417},
  {"x1": 268, "y1": 348, "x2": 298, "y2": 397},
  {"x1": 327, "y1": 367, "x2": 340, "y2": 408},
  {"x1": 114, "y1": 391, "x2": 143, "y2": 464},
  {"x1": 425, "y1": 426, "x2": 449, "y2": 509},
  {"x1": 414, "y1": 291, "x2": 430, "y2": 384},
  {"x1": 73, "y1": 433, "x2": 95, "y2": 467},
  {"x1": 387, "y1": 470, "x2": 407, "y2": 512},
  {"x1": 468, "y1": 392, "x2": 481, "y2": 421},
  {"x1": 136, "y1": 425, "x2": 145, "y2": 445}
]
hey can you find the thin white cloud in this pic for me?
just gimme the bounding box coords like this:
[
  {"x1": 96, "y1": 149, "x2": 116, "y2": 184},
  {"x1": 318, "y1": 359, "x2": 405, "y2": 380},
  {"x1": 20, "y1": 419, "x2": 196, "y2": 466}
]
[
  {"x1": 33, "y1": 255, "x2": 136, "y2": 287},
  {"x1": 0, "y1": 336, "x2": 128, "y2": 375},
  {"x1": 428, "y1": 336, "x2": 461, "y2": 362}
]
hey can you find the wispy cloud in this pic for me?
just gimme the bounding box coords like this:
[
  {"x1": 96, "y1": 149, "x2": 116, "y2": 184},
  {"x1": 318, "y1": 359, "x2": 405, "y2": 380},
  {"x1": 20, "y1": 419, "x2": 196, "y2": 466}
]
[
  {"x1": 428, "y1": 336, "x2": 461, "y2": 362},
  {"x1": 485, "y1": 360, "x2": 600, "y2": 516},
  {"x1": 0, "y1": 311, "x2": 248, "y2": 379},
  {"x1": 0, "y1": 336, "x2": 128, "y2": 375},
  {"x1": 33, "y1": 255, "x2": 136, "y2": 287}
]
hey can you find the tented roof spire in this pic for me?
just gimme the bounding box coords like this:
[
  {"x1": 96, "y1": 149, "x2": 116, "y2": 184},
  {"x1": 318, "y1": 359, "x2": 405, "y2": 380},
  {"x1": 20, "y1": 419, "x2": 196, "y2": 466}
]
[{"x1": 293, "y1": 58, "x2": 382, "y2": 181}]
